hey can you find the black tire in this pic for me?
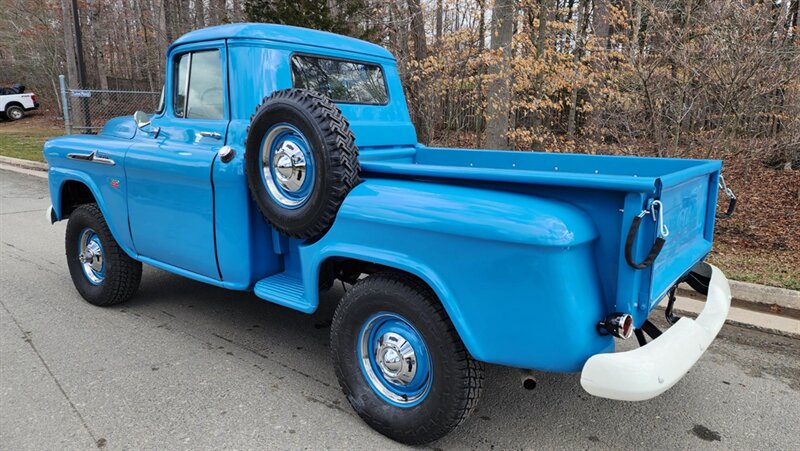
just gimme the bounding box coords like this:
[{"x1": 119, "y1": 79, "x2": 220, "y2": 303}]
[
  {"x1": 331, "y1": 271, "x2": 484, "y2": 445},
  {"x1": 5, "y1": 105, "x2": 24, "y2": 121},
  {"x1": 65, "y1": 204, "x2": 142, "y2": 306},
  {"x1": 245, "y1": 89, "x2": 360, "y2": 239}
]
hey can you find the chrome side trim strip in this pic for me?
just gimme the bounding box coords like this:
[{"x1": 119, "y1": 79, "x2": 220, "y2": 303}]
[{"x1": 67, "y1": 151, "x2": 116, "y2": 166}]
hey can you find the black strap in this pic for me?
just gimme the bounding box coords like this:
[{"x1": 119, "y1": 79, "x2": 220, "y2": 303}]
[
  {"x1": 625, "y1": 214, "x2": 666, "y2": 270},
  {"x1": 718, "y1": 197, "x2": 736, "y2": 219}
]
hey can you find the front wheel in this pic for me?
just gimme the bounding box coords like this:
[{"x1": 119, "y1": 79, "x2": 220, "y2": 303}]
[
  {"x1": 65, "y1": 204, "x2": 142, "y2": 306},
  {"x1": 330, "y1": 272, "x2": 484, "y2": 445}
]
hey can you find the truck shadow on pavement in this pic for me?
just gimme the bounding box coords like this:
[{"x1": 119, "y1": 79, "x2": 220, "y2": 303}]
[{"x1": 112, "y1": 266, "x2": 796, "y2": 449}]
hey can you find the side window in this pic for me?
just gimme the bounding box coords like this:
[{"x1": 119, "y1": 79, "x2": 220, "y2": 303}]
[
  {"x1": 186, "y1": 50, "x2": 223, "y2": 119},
  {"x1": 173, "y1": 54, "x2": 189, "y2": 118},
  {"x1": 171, "y1": 49, "x2": 224, "y2": 119}
]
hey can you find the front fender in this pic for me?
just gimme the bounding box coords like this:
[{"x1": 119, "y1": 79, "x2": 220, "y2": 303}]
[
  {"x1": 45, "y1": 134, "x2": 136, "y2": 258},
  {"x1": 300, "y1": 179, "x2": 613, "y2": 372},
  {"x1": 48, "y1": 167, "x2": 136, "y2": 258}
]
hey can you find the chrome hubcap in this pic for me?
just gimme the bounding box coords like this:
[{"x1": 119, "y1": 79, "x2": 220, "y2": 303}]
[
  {"x1": 375, "y1": 332, "x2": 417, "y2": 385},
  {"x1": 78, "y1": 228, "x2": 105, "y2": 285},
  {"x1": 9, "y1": 109, "x2": 22, "y2": 119},
  {"x1": 273, "y1": 140, "x2": 307, "y2": 192},
  {"x1": 260, "y1": 124, "x2": 314, "y2": 208},
  {"x1": 358, "y1": 312, "x2": 432, "y2": 406}
]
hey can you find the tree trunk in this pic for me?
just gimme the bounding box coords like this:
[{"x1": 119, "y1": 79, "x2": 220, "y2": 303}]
[
  {"x1": 567, "y1": 0, "x2": 590, "y2": 138},
  {"x1": 196, "y1": 0, "x2": 206, "y2": 28},
  {"x1": 406, "y1": 0, "x2": 428, "y2": 61},
  {"x1": 475, "y1": 0, "x2": 486, "y2": 148},
  {"x1": 485, "y1": 0, "x2": 515, "y2": 150},
  {"x1": 530, "y1": 0, "x2": 548, "y2": 150},
  {"x1": 406, "y1": 0, "x2": 429, "y2": 143},
  {"x1": 435, "y1": 0, "x2": 443, "y2": 41},
  {"x1": 593, "y1": 0, "x2": 611, "y2": 49}
]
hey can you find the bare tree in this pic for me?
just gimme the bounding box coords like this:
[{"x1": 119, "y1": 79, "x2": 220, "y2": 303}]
[{"x1": 486, "y1": 0, "x2": 516, "y2": 149}]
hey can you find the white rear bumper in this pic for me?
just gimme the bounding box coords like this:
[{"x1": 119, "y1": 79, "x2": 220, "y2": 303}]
[{"x1": 580, "y1": 263, "x2": 731, "y2": 401}]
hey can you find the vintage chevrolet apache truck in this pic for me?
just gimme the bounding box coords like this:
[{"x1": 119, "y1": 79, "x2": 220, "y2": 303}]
[{"x1": 44, "y1": 24, "x2": 736, "y2": 444}]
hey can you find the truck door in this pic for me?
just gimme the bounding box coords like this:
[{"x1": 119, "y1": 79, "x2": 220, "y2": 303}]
[{"x1": 125, "y1": 43, "x2": 229, "y2": 279}]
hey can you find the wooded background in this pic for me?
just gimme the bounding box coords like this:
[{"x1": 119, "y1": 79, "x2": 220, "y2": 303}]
[{"x1": 1, "y1": 0, "x2": 798, "y2": 164}]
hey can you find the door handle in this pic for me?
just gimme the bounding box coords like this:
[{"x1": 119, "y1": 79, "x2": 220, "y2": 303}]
[{"x1": 198, "y1": 131, "x2": 222, "y2": 139}]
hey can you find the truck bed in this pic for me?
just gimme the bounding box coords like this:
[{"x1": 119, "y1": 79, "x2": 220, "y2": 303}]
[{"x1": 359, "y1": 145, "x2": 723, "y2": 326}]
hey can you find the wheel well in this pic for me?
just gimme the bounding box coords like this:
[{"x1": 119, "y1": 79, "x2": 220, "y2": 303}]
[
  {"x1": 4, "y1": 101, "x2": 23, "y2": 110},
  {"x1": 319, "y1": 257, "x2": 433, "y2": 294},
  {"x1": 60, "y1": 181, "x2": 96, "y2": 217}
]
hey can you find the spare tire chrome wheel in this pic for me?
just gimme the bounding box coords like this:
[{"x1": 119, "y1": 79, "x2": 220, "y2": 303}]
[
  {"x1": 260, "y1": 123, "x2": 314, "y2": 208},
  {"x1": 245, "y1": 89, "x2": 360, "y2": 239}
]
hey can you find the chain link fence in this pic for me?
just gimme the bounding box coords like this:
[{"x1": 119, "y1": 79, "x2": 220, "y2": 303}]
[{"x1": 59, "y1": 75, "x2": 160, "y2": 134}]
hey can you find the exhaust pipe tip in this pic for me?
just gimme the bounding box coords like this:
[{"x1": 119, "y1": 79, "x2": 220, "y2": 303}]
[
  {"x1": 522, "y1": 378, "x2": 537, "y2": 390},
  {"x1": 519, "y1": 370, "x2": 537, "y2": 390}
]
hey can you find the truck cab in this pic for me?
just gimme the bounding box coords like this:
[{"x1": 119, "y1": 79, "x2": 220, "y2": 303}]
[{"x1": 44, "y1": 24, "x2": 733, "y2": 445}]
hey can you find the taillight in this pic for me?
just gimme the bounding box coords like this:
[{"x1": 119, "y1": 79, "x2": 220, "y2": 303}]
[
  {"x1": 597, "y1": 313, "x2": 634, "y2": 339},
  {"x1": 31, "y1": 94, "x2": 36, "y2": 103}
]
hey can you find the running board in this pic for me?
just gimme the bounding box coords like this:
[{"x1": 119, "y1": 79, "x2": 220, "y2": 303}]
[{"x1": 254, "y1": 272, "x2": 310, "y2": 312}]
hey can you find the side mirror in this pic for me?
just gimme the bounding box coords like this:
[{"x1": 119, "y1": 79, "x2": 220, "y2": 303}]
[
  {"x1": 133, "y1": 111, "x2": 151, "y2": 129},
  {"x1": 133, "y1": 110, "x2": 159, "y2": 138}
]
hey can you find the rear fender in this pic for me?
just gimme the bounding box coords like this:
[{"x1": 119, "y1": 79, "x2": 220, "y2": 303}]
[{"x1": 299, "y1": 179, "x2": 614, "y2": 372}]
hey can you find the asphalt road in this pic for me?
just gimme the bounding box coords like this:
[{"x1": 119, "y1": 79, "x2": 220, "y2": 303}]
[{"x1": 1, "y1": 168, "x2": 799, "y2": 450}]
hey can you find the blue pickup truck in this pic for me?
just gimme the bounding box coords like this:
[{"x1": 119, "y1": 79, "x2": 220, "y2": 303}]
[{"x1": 44, "y1": 24, "x2": 735, "y2": 444}]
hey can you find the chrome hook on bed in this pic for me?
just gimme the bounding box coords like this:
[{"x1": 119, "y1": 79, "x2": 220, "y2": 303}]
[{"x1": 650, "y1": 200, "x2": 669, "y2": 239}]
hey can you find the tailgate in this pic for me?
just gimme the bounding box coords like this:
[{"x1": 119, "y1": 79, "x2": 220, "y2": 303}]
[
  {"x1": 616, "y1": 160, "x2": 723, "y2": 324},
  {"x1": 648, "y1": 173, "x2": 718, "y2": 307}
]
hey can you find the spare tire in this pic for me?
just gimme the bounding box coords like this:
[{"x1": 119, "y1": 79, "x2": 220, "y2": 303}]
[{"x1": 245, "y1": 89, "x2": 360, "y2": 239}]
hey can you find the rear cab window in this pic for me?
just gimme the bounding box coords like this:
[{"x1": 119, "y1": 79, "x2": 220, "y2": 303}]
[{"x1": 290, "y1": 55, "x2": 388, "y2": 105}]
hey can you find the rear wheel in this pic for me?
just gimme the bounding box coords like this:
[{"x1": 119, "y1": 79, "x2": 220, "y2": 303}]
[
  {"x1": 330, "y1": 272, "x2": 484, "y2": 445},
  {"x1": 5, "y1": 105, "x2": 24, "y2": 121},
  {"x1": 65, "y1": 204, "x2": 142, "y2": 306}
]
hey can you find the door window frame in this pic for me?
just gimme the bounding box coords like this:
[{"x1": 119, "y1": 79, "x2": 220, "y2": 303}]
[{"x1": 165, "y1": 40, "x2": 229, "y2": 122}]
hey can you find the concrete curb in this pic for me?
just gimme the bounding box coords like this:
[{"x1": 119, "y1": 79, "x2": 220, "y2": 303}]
[
  {"x1": 678, "y1": 280, "x2": 800, "y2": 312},
  {"x1": 0, "y1": 155, "x2": 48, "y2": 172},
  {"x1": 663, "y1": 296, "x2": 800, "y2": 339}
]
